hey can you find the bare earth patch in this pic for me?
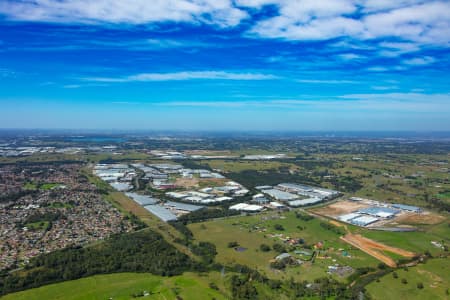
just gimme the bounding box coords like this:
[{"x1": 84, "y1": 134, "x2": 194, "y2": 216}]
[
  {"x1": 312, "y1": 200, "x2": 370, "y2": 217},
  {"x1": 393, "y1": 212, "x2": 446, "y2": 225},
  {"x1": 340, "y1": 233, "x2": 416, "y2": 268}
]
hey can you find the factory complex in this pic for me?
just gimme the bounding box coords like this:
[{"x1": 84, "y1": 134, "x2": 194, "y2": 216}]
[{"x1": 256, "y1": 183, "x2": 341, "y2": 207}]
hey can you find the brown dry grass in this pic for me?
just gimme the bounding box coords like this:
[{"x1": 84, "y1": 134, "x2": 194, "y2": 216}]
[{"x1": 393, "y1": 212, "x2": 446, "y2": 225}]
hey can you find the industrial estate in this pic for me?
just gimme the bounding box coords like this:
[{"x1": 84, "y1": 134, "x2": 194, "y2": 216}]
[{"x1": 0, "y1": 134, "x2": 449, "y2": 300}]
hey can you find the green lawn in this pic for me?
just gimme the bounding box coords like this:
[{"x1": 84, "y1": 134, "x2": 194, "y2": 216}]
[
  {"x1": 0, "y1": 272, "x2": 228, "y2": 300},
  {"x1": 24, "y1": 221, "x2": 50, "y2": 231},
  {"x1": 366, "y1": 258, "x2": 450, "y2": 300},
  {"x1": 40, "y1": 183, "x2": 63, "y2": 190}
]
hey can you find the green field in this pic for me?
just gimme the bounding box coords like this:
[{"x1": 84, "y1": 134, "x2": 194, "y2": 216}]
[
  {"x1": 355, "y1": 221, "x2": 450, "y2": 256},
  {"x1": 188, "y1": 211, "x2": 380, "y2": 282},
  {"x1": 0, "y1": 272, "x2": 228, "y2": 300},
  {"x1": 366, "y1": 258, "x2": 450, "y2": 300}
]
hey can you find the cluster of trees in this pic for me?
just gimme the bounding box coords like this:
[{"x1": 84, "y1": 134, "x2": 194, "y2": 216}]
[
  {"x1": 0, "y1": 230, "x2": 193, "y2": 296},
  {"x1": 424, "y1": 193, "x2": 450, "y2": 212},
  {"x1": 320, "y1": 222, "x2": 345, "y2": 235},
  {"x1": 176, "y1": 208, "x2": 240, "y2": 223},
  {"x1": 190, "y1": 242, "x2": 217, "y2": 264},
  {"x1": 169, "y1": 221, "x2": 217, "y2": 265},
  {"x1": 328, "y1": 176, "x2": 363, "y2": 192},
  {"x1": 295, "y1": 211, "x2": 315, "y2": 221},
  {"x1": 228, "y1": 170, "x2": 319, "y2": 189}
]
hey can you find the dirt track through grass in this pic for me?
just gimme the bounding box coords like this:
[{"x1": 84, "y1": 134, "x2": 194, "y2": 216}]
[{"x1": 341, "y1": 233, "x2": 416, "y2": 267}]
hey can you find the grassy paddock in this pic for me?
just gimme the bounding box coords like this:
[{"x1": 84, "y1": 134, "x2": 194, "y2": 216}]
[
  {"x1": 0, "y1": 272, "x2": 228, "y2": 300},
  {"x1": 366, "y1": 258, "x2": 450, "y2": 300}
]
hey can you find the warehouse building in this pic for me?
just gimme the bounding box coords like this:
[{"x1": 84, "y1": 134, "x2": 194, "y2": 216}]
[
  {"x1": 350, "y1": 215, "x2": 379, "y2": 226},
  {"x1": 229, "y1": 203, "x2": 263, "y2": 212},
  {"x1": 143, "y1": 205, "x2": 177, "y2": 222},
  {"x1": 263, "y1": 189, "x2": 299, "y2": 201},
  {"x1": 126, "y1": 192, "x2": 158, "y2": 206},
  {"x1": 358, "y1": 207, "x2": 399, "y2": 219},
  {"x1": 391, "y1": 204, "x2": 422, "y2": 213}
]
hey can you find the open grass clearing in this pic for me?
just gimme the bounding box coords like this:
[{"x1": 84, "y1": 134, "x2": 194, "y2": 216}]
[{"x1": 0, "y1": 272, "x2": 229, "y2": 300}]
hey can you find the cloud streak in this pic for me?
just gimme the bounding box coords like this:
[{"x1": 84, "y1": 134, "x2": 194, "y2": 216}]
[
  {"x1": 156, "y1": 93, "x2": 450, "y2": 113},
  {"x1": 83, "y1": 71, "x2": 278, "y2": 82}
]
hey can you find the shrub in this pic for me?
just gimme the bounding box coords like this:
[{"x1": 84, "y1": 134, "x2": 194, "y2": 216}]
[{"x1": 260, "y1": 244, "x2": 271, "y2": 252}]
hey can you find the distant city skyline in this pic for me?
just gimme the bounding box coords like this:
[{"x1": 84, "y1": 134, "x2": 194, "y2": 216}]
[{"x1": 0, "y1": 0, "x2": 449, "y2": 130}]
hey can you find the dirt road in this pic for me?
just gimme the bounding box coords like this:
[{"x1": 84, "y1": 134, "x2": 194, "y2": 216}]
[{"x1": 340, "y1": 233, "x2": 416, "y2": 268}]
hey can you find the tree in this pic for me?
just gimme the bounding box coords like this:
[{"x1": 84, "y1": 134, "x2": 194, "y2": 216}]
[
  {"x1": 259, "y1": 244, "x2": 271, "y2": 252},
  {"x1": 417, "y1": 282, "x2": 424, "y2": 289},
  {"x1": 228, "y1": 241, "x2": 239, "y2": 248},
  {"x1": 274, "y1": 224, "x2": 285, "y2": 231},
  {"x1": 401, "y1": 278, "x2": 408, "y2": 284}
]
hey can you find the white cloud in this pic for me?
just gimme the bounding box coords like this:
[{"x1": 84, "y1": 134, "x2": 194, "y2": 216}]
[
  {"x1": 297, "y1": 79, "x2": 357, "y2": 84},
  {"x1": 338, "y1": 53, "x2": 364, "y2": 60},
  {"x1": 403, "y1": 56, "x2": 436, "y2": 65},
  {"x1": 0, "y1": 0, "x2": 247, "y2": 27},
  {"x1": 83, "y1": 71, "x2": 278, "y2": 82},
  {"x1": 157, "y1": 92, "x2": 450, "y2": 113},
  {"x1": 1, "y1": 0, "x2": 449, "y2": 48}
]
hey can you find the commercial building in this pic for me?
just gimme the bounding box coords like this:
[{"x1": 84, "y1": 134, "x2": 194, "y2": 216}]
[
  {"x1": 262, "y1": 189, "x2": 299, "y2": 201},
  {"x1": 229, "y1": 203, "x2": 263, "y2": 212},
  {"x1": 391, "y1": 204, "x2": 421, "y2": 213},
  {"x1": 288, "y1": 197, "x2": 322, "y2": 207},
  {"x1": 143, "y1": 205, "x2": 177, "y2": 222},
  {"x1": 349, "y1": 215, "x2": 379, "y2": 226},
  {"x1": 358, "y1": 207, "x2": 399, "y2": 219}
]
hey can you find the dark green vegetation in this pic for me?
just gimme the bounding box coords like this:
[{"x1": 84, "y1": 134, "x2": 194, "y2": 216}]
[{"x1": 0, "y1": 230, "x2": 193, "y2": 296}]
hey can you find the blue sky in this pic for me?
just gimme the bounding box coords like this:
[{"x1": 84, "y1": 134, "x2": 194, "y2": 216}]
[{"x1": 0, "y1": 0, "x2": 449, "y2": 131}]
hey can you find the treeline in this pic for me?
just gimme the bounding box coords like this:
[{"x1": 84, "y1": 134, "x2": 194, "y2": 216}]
[
  {"x1": 295, "y1": 211, "x2": 315, "y2": 221},
  {"x1": 227, "y1": 170, "x2": 319, "y2": 188},
  {"x1": 424, "y1": 193, "x2": 450, "y2": 212},
  {"x1": 328, "y1": 176, "x2": 363, "y2": 192},
  {"x1": 0, "y1": 229, "x2": 193, "y2": 296},
  {"x1": 320, "y1": 222, "x2": 345, "y2": 235},
  {"x1": 169, "y1": 221, "x2": 218, "y2": 265},
  {"x1": 176, "y1": 208, "x2": 240, "y2": 223}
]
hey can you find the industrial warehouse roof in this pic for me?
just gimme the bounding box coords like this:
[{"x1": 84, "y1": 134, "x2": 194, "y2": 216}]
[
  {"x1": 229, "y1": 203, "x2": 263, "y2": 212},
  {"x1": 358, "y1": 207, "x2": 399, "y2": 218},
  {"x1": 143, "y1": 205, "x2": 177, "y2": 222},
  {"x1": 350, "y1": 215, "x2": 379, "y2": 226},
  {"x1": 391, "y1": 204, "x2": 421, "y2": 212},
  {"x1": 338, "y1": 213, "x2": 361, "y2": 222},
  {"x1": 288, "y1": 197, "x2": 322, "y2": 207},
  {"x1": 125, "y1": 192, "x2": 158, "y2": 206},
  {"x1": 164, "y1": 201, "x2": 204, "y2": 212},
  {"x1": 263, "y1": 189, "x2": 299, "y2": 201}
]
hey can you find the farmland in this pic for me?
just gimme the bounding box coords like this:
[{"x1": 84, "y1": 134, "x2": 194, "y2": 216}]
[{"x1": 188, "y1": 210, "x2": 382, "y2": 282}]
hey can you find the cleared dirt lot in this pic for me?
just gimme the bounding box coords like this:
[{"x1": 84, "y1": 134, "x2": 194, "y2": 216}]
[
  {"x1": 391, "y1": 211, "x2": 446, "y2": 225},
  {"x1": 311, "y1": 200, "x2": 370, "y2": 217}
]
